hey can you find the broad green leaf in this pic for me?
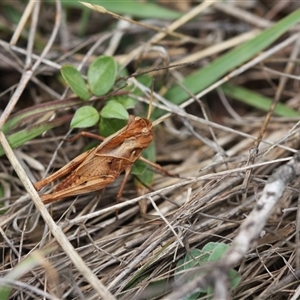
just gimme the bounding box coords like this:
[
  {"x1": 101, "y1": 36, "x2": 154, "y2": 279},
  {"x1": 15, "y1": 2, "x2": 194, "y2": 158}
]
[
  {"x1": 88, "y1": 56, "x2": 117, "y2": 96},
  {"x1": 109, "y1": 96, "x2": 137, "y2": 110},
  {"x1": 175, "y1": 249, "x2": 204, "y2": 281},
  {"x1": 0, "y1": 116, "x2": 72, "y2": 157},
  {"x1": 229, "y1": 269, "x2": 241, "y2": 289},
  {"x1": 132, "y1": 160, "x2": 154, "y2": 185},
  {"x1": 164, "y1": 9, "x2": 300, "y2": 105},
  {"x1": 175, "y1": 249, "x2": 205, "y2": 300},
  {"x1": 208, "y1": 243, "x2": 229, "y2": 262},
  {"x1": 175, "y1": 244, "x2": 241, "y2": 298},
  {"x1": 183, "y1": 291, "x2": 201, "y2": 300},
  {"x1": 202, "y1": 242, "x2": 218, "y2": 253},
  {"x1": 70, "y1": 106, "x2": 99, "y2": 128},
  {"x1": 133, "y1": 141, "x2": 156, "y2": 188},
  {"x1": 100, "y1": 101, "x2": 129, "y2": 120},
  {"x1": 175, "y1": 258, "x2": 185, "y2": 278},
  {"x1": 129, "y1": 74, "x2": 152, "y2": 97},
  {"x1": 184, "y1": 249, "x2": 203, "y2": 268},
  {"x1": 132, "y1": 159, "x2": 148, "y2": 177},
  {"x1": 61, "y1": 65, "x2": 90, "y2": 100},
  {"x1": 99, "y1": 118, "x2": 127, "y2": 137},
  {"x1": 137, "y1": 74, "x2": 152, "y2": 87},
  {"x1": 222, "y1": 83, "x2": 300, "y2": 117}
]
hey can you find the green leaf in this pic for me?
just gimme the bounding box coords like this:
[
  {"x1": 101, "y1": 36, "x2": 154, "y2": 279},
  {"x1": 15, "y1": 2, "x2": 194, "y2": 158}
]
[
  {"x1": 131, "y1": 141, "x2": 156, "y2": 176},
  {"x1": 175, "y1": 258, "x2": 185, "y2": 278},
  {"x1": 183, "y1": 291, "x2": 201, "y2": 300},
  {"x1": 77, "y1": 0, "x2": 181, "y2": 20},
  {"x1": 109, "y1": 95, "x2": 137, "y2": 109},
  {"x1": 99, "y1": 118, "x2": 127, "y2": 137},
  {"x1": 61, "y1": 65, "x2": 90, "y2": 100},
  {"x1": 137, "y1": 74, "x2": 152, "y2": 87},
  {"x1": 129, "y1": 74, "x2": 152, "y2": 97},
  {"x1": 202, "y1": 242, "x2": 218, "y2": 253},
  {"x1": 0, "y1": 116, "x2": 72, "y2": 157},
  {"x1": 88, "y1": 56, "x2": 117, "y2": 96},
  {"x1": 222, "y1": 83, "x2": 300, "y2": 117},
  {"x1": 132, "y1": 141, "x2": 155, "y2": 188},
  {"x1": 100, "y1": 101, "x2": 129, "y2": 120},
  {"x1": 78, "y1": 6, "x2": 91, "y2": 36},
  {"x1": 229, "y1": 269, "x2": 241, "y2": 289},
  {"x1": 164, "y1": 9, "x2": 300, "y2": 105},
  {"x1": 131, "y1": 159, "x2": 148, "y2": 176},
  {"x1": 132, "y1": 164, "x2": 154, "y2": 190},
  {"x1": 175, "y1": 244, "x2": 241, "y2": 298},
  {"x1": 70, "y1": 106, "x2": 99, "y2": 128},
  {"x1": 184, "y1": 249, "x2": 204, "y2": 268},
  {"x1": 208, "y1": 243, "x2": 229, "y2": 262},
  {"x1": 0, "y1": 183, "x2": 8, "y2": 215},
  {"x1": 175, "y1": 249, "x2": 205, "y2": 282},
  {"x1": 175, "y1": 249, "x2": 205, "y2": 300}
]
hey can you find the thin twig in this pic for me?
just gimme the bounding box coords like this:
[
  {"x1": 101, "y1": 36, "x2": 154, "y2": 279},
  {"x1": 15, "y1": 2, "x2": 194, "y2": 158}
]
[{"x1": 148, "y1": 196, "x2": 184, "y2": 247}]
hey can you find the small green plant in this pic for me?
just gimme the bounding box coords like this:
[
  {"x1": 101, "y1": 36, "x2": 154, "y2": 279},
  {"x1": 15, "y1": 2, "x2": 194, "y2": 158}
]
[
  {"x1": 0, "y1": 55, "x2": 156, "y2": 191},
  {"x1": 61, "y1": 56, "x2": 122, "y2": 133},
  {"x1": 175, "y1": 243, "x2": 241, "y2": 300},
  {"x1": 60, "y1": 55, "x2": 155, "y2": 188}
]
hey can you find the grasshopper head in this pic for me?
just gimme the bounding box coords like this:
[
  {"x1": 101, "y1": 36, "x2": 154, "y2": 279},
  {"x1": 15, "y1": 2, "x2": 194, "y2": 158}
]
[
  {"x1": 123, "y1": 116, "x2": 153, "y2": 147},
  {"x1": 130, "y1": 116, "x2": 153, "y2": 148},
  {"x1": 111, "y1": 116, "x2": 153, "y2": 160}
]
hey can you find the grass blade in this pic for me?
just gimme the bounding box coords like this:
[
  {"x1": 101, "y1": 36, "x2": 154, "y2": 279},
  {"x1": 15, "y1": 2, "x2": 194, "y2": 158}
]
[{"x1": 165, "y1": 9, "x2": 300, "y2": 103}]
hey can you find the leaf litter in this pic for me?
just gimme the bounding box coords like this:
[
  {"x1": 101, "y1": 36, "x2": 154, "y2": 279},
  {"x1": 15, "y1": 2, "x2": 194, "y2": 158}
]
[{"x1": 1, "y1": 1, "x2": 300, "y2": 299}]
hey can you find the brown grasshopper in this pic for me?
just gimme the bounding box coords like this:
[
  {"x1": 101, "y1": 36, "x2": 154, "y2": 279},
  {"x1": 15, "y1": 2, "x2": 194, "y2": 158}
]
[{"x1": 34, "y1": 114, "x2": 170, "y2": 204}]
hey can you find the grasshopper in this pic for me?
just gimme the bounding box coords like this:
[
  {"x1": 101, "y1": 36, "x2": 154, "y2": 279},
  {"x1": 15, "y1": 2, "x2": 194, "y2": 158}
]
[{"x1": 34, "y1": 113, "x2": 171, "y2": 204}]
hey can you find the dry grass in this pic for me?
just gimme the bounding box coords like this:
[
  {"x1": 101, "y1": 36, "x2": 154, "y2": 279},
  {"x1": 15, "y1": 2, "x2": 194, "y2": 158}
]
[{"x1": 1, "y1": 1, "x2": 300, "y2": 299}]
